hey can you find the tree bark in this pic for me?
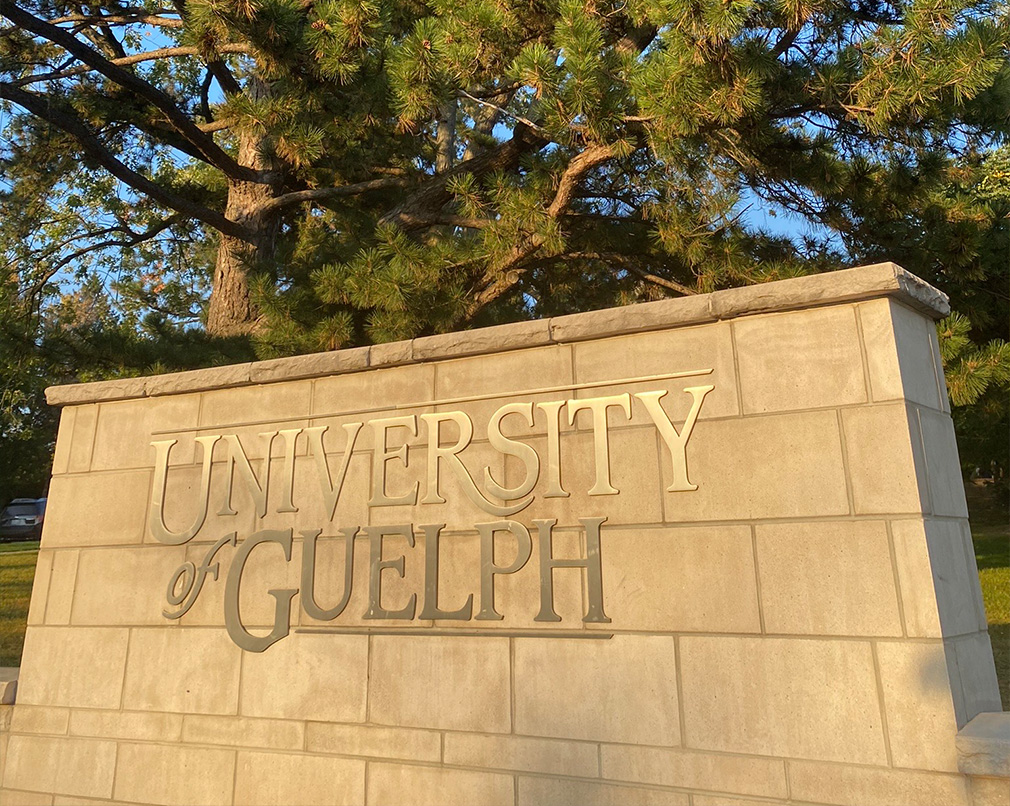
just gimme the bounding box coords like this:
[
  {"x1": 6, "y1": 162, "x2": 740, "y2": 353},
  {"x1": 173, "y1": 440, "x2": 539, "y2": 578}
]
[{"x1": 206, "y1": 119, "x2": 279, "y2": 337}]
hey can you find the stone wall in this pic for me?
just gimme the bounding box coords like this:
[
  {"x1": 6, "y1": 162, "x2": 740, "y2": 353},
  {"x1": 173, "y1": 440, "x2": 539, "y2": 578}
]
[{"x1": 2, "y1": 262, "x2": 1007, "y2": 806}]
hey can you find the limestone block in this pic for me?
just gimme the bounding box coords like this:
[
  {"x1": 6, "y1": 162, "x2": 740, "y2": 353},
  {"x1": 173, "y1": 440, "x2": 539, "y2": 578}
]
[
  {"x1": 239, "y1": 633, "x2": 367, "y2": 722},
  {"x1": 735, "y1": 306, "x2": 866, "y2": 413},
  {"x1": 787, "y1": 760, "x2": 971, "y2": 806},
  {"x1": 969, "y1": 776, "x2": 1010, "y2": 806},
  {"x1": 600, "y1": 745, "x2": 788, "y2": 799},
  {"x1": 304, "y1": 723, "x2": 441, "y2": 762},
  {"x1": 514, "y1": 635, "x2": 680, "y2": 745},
  {"x1": 51, "y1": 408, "x2": 75, "y2": 476},
  {"x1": 755, "y1": 520, "x2": 901, "y2": 636},
  {"x1": 199, "y1": 381, "x2": 312, "y2": 461},
  {"x1": 956, "y1": 709, "x2": 1010, "y2": 779},
  {"x1": 369, "y1": 339, "x2": 413, "y2": 367},
  {"x1": 431, "y1": 344, "x2": 573, "y2": 440},
  {"x1": 4, "y1": 735, "x2": 116, "y2": 799},
  {"x1": 43, "y1": 550, "x2": 78, "y2": 625},
  {"x1": 842, "y1": 404, "x2": 928, "y2": 515},
  {"x1": 572, "y1": 322, "x2": 738, "y2": 421},
  {"x1": 46, "y1": 377, "x2": 147, "y2": 407},
  {"x1": 875, "y1": 640, "x2": 960, "y2": 771},
  {"x1": 518, "y1": 778, "x2": 689, "y2": 806},
  {"x1": 52, "y1": 798, "x2": 147, "y2": 806},
  {"x1": 594, "y1": 525, "x2": 759, "y2": 633},
  {"x1": 0, "y1": 791, "x2": 53, "y2": 806},
  {"x1": 181, "y1": 715, "x2": 303, "y2": 750},
  {"x1": 10, "y1": 706, "x2": 69, "y2": 736},
  {"x1": 17, "y1": 627, "x2": 128, "y2": 709},
  {"x1": 26, "y1": 551, "x2": 53, "y2": 627},
  {"x1": 660, "y1": 411, "x2": 848, "y2": 522},
  {"x1": 550, "y1": 294, "x2": 715, "y2": 343},
  {"x1": 71, "y1": 546, "x2": 186, "y2": 626},
  {"x1": 91, "y1": 395, "x2": 200, "y2": 471},
  {"x1": 68, "y1": 709, "x2": 182, "y2": 743},
  {"x1": 414, "y1": 319, "x2": 551, "y2": 360},
  {"x1": 248, "y1": 346, "x2": 369, "y2": 383},
  {"x1": 232, "y1": 750, "x2": 365, "y2": 806},
  {"x1": 443, "y1": 733, "x2": 599, "y2": 777},
  {"x1": 860, "y1": 299, "x2": 944, "y2": 409},
  {"x1": 369, "y1": 635, "x2": 510, "y2": 732},
  {"x1": 122, "y1": 628, "x2": 241, "y2": 715},
  {"x1": 311, "y1": 362, "x2": 434, "y2": 452},
  {"x1": 144, "y1": 363, "x2": 251, "y2": 397},
  {"x1": 679, "y1": 636, "x2": 886, "y2": 764},
  {"x1": 891, "y1": 519, "x2": 984, "y2": 638},
  {"x1": 113, "y1": 742, "x2": 235, "y2": 806},
  {"x1": 918, "y1": 407, "x2": 970, "y2": 517},
  {"x1": 504, "y1": 429, "x2": 665, "y2": 526},
  {"x1": 691, "y1": 797, "x2": 782, "y2": 806},
  {"x1": 949, "y1": 632, "x2": 1004, "y2": 726},
  {"x1": 43, "y1": 471, "x2": 151, "y2": 548},
  {"x1": 366, "y1": 762, "x2": 514, "y2": 806}
]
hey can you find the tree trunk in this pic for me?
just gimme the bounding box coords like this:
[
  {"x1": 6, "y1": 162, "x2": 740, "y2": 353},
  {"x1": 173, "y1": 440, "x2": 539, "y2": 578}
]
[{"x1": 206, "y1": 81, "x2": 279, "y2": 338}]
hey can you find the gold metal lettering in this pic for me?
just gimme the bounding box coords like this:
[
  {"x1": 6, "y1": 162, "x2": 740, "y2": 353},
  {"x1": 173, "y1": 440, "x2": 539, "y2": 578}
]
[
  {"x1": 420, "y1": 411, "x2": 532, "y2": 517},
  {"x1": 535, "y1": 400, "x2": 569, "y2": 498},
  {"x1": 476, "y1": 520, "x2": 532, "y2": 621},
  {"x1": 636, "y1": 385, "x2": 714, "y2": 491},
  {"x1": 534, "y1": 517, "x2": 610, "y2": 623},
  {"x1": 163, "y1": 532, "x2": 236, "y2": 618},
  {"x1": 274, "y1": 428, "x2": 303, "y2": 514},
  {"x1": 300, "y1": 527, "x2": 357, "y2": 621},
  {"x1": 484, "y1": 402, "x2": 540, "y2": 500},
  {"x1": 567, "y1": 394, "x2": 631, "y2": 495},
  {"x1": 418, "y1": 523, "x2": 473, "y2": 620},
  {"x1": 223, "y1": 529, "x2": 297, "y2": 653},
  {"x1": 305, "y1": 423, "x2": 363, "y2": 518},
  {"x1": 369, "y1": 416, "x2": 418, "y2": 507},
  {"x1": 149, "y1": 435, "x2": 220, "y2": 544},
  {"x1": 362, "y1": 524, "x2": 417, "y2": 619}
]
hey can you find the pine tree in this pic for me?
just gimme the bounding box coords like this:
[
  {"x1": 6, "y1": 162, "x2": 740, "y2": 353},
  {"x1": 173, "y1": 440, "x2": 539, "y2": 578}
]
[{"x1": 2, "y1": 0, "x2": 1007, "y2": 349}]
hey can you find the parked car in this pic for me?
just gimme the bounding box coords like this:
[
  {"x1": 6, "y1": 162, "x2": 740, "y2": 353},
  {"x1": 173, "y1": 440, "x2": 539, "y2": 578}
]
[{"x1": 0, "y1": 498, "x2": 46, "y2": 541}]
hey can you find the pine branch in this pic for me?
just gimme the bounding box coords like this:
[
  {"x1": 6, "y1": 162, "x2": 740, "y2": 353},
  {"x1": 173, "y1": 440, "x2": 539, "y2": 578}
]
[
  {"x1": 50, "y1": 10, "x2": 184, "y2": 28},
  {"x1": 466, "y1": 142, "x2": 617, "y2": 317},
  {"x1": 14, "y1": 45, "x2": 253, "y2": 87},
  {"x1": 1, "y1": 2, "x2": 259, "y2": 182},
  {"x1": 543, "y1": 252, "x2": 698, "y2": 296},
  {"x1": 0, "y1": 82, "x2": 250, "y2": 240},
  {"x1": 252, "y1": 178, "x2": 414, "y2": 215}
]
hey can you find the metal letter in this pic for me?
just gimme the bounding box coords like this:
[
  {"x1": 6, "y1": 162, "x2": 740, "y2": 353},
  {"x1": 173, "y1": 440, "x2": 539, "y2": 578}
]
[
  {"x1": 362, "y1": 524, "x2": 417, "y2": 619},
  {"x1": 484, "y1": 402, "x2": 540, "y2": 500},
  {"x1": 223, "y1": 529, "x2": 297, "y2": 653},
  {"x1": 566, "y1": 394, "x2": 631, "y2": 495},
  {"x1": 418, "y1": 523, "x2": 473, "y2": 621},
  {"x1": 274, "y1": 428, "x2": 303, "y2": 514},
  {"x1": 163, "y1": 532, "x2": 237, "y2": 619},
  {"x1": 150, "y1": 435, "x2": 221, "y2": 545},
  {"x1": 369, "y1": 416, "x2": 419, "y2": 507},
  {"x1": 635, "y1": 385, "x2": 714, "y2": 492},
  {"x1": 300, "y1": 526, "x2": 358, "y2": 621},
  {"x1": 535, "y1": 517, "x2": 610, "y2": 623},
  {"x1": 535, "y1": 400, "x2": 569, "y2": 498},
  {"x1": 476, "y1": 520, "x2": 532, "y2": 621},
  {"x1": 305, "y1": 423, "x2": 363, "y2": 518},
  {"x1": 218, "y1": 432, "x2": 277, "y2": 518},
  {"x1": 421, "y1": 411, "x2": 532, "y2": 517}
]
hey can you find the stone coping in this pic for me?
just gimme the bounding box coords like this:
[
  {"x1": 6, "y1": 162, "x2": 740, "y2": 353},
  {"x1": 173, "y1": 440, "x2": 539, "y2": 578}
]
[
  {"x1": 46, "y1": 261, "x2": 949, "y2": 406},
  {"x1": 957, "y1": 712, "x2": 1010, "y2": 777}
]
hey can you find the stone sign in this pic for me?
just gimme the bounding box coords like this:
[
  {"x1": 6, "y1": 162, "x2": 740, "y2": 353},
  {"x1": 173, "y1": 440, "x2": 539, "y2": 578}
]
[{"x1": 1, "y1": 262, "x2": 1007, "y2": 805}]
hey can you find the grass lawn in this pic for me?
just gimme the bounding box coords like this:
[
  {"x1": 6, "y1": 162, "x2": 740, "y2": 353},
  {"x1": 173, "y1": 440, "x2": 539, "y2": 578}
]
[
  {"x1": 0, "y1": 544, "x2": 39, "y2": 667},
  {"x1": 973, "y1": 519, "x2": 1010, "y2": 709}
]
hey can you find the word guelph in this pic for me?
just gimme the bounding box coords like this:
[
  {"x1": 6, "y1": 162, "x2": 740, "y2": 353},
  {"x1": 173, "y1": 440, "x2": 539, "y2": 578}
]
[{"x1": 149, "y1": 385, "x2": 713, "y2": 652}]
